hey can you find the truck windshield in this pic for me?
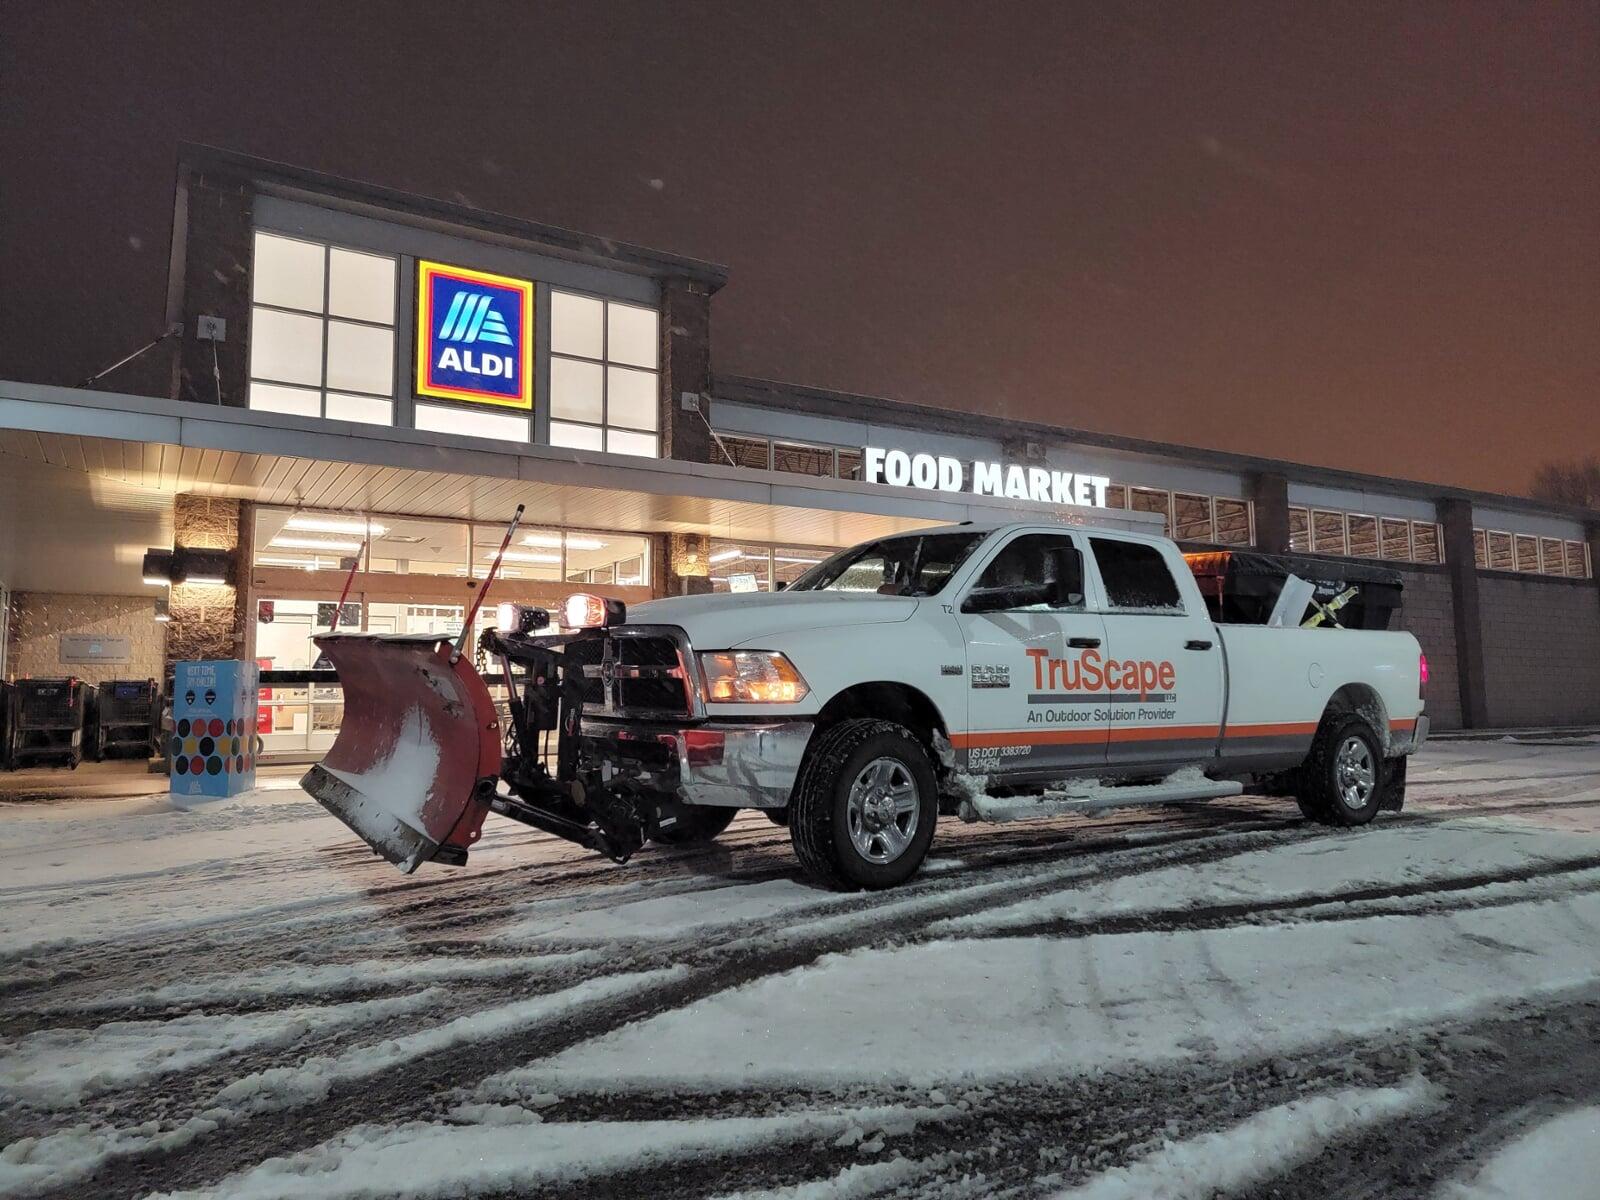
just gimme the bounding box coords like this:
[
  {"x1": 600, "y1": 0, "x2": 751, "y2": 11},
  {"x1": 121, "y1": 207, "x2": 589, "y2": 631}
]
[{"x1": 787, "y1": 532, "x2": 985, "y2": 597}]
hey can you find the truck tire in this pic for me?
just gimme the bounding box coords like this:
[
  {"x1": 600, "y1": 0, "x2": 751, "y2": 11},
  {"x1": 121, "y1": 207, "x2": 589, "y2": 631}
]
[
  {"x1": 1296, "y1": 715, "x2": 1384, "y2": 826},
  {"x1": 789, "y1": 719, "x2": 938, "y2": 890},
  {"x1": 652, "y1": 806, "x2": 737, "y2": 845}
]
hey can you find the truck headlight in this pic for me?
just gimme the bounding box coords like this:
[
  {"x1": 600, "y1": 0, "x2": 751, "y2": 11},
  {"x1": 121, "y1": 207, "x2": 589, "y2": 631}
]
[{"x1": 698, "y1": 651, "x2": 809, "y2": 704}]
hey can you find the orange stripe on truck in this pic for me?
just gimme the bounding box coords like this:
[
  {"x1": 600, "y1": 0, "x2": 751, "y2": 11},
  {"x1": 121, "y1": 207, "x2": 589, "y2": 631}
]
[
  {"x1": 1222, "y1": 722, "x2": 1319, "y2": 739},
  {"x1": 952, "y1": 716, "x2": 1417, "y2": 754}
]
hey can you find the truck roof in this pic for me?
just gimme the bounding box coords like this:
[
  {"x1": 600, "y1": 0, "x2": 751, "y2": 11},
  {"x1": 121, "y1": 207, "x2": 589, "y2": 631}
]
[{"x1": 898, "y1": 514, "x2": 1167, "y2": 540}]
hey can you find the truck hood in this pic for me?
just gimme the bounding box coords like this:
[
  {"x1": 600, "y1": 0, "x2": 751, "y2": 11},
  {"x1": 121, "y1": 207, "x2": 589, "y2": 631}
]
[{"x1": 627, "y1": 591, "x2": 919, "y2": 647}]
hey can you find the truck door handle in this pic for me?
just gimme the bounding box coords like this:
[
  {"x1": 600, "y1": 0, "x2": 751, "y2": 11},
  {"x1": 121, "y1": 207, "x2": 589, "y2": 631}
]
[
  {"x1": 1068, "y1": 637, "x2": 1101, "y2": 649},
  {"x1": 1185, "y1": 639, "x2": 1214, "y2": 651}
]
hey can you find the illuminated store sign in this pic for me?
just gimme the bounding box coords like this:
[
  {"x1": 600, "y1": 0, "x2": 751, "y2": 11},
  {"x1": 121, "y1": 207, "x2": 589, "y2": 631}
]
[
  {"x1": 864, "y1": 447, "x2": 1109, "y2": 507},
  {"x1": 416, "y1": 261, "x2": 534, "y2": 409}
]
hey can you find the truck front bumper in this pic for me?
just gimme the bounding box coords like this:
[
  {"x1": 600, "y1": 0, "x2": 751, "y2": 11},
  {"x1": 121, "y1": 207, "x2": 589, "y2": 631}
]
[{"x1": 581, "y1": 718, "x2": 814, "y2": 809}]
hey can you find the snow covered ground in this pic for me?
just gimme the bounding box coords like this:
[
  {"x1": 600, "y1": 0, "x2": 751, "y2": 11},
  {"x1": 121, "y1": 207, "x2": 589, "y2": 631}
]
[{"x1": 2, "y1": 735, "x2": 1600, "y2": 1198}]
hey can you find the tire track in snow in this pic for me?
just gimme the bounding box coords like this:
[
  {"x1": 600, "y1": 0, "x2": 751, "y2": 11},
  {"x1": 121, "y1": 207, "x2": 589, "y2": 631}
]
[
  {"x1": 49, "y1": 827, "x2": 1306, "y2": 1200},
  {"x1": 1230, "y1": 994, "x2": 1600, "y2": 1200},
  {"x1": 944, "y1": 854, "x2": 1600, "y2": 942}
]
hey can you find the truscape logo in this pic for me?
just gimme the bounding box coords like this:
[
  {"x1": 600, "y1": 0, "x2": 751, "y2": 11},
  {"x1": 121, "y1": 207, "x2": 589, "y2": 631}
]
[{"x1": 1024, "y1": 647, "x2": 1176, "y2": 701}]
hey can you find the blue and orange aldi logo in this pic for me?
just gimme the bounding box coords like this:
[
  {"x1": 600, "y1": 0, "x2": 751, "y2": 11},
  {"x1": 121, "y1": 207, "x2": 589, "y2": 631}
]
[{"x1": 416, "y1": 261, "x2": 534, "y2": 409}]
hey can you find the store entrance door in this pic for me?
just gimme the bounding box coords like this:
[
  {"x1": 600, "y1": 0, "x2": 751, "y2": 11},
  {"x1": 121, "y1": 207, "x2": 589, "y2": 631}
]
[{"x1": 254, "y1": 598, "x2": 347, "y2": 755}]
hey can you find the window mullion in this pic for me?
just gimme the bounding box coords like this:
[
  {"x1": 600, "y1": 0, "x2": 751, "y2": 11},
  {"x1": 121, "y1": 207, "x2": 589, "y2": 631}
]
[{"x1": 319, "y1": 245, "x2": 333, "y2": 417}]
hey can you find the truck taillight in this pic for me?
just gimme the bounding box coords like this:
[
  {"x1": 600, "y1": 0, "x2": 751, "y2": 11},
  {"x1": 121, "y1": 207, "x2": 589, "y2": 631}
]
[{"x1": 1419, "y1": 652, "x2": 1429, "y2": 701}]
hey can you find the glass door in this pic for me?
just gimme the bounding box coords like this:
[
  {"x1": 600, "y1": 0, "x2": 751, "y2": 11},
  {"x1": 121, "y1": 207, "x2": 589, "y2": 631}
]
[{"x1": 255, "y1": 599, "x2": 318, "y2": 753}]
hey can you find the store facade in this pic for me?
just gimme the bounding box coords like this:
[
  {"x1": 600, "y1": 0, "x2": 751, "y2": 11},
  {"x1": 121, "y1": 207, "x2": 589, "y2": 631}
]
[{"x1": 1, "y1": 146, "x2": 1597, "y2": 744}]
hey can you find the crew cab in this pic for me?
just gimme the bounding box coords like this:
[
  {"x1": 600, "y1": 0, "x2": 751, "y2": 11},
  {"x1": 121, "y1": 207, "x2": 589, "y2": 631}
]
[{"x1": 569, "y1": 520, "x2": 1429, "y2": 889}]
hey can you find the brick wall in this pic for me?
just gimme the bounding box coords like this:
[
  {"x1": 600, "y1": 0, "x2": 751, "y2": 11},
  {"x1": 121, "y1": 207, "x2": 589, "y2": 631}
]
[
  {"x1": 165, "y1": 495, "x2": 248, "y2": 675},
  {"x1": 6, "y1": 593, "x2": 166, "y2": 686},
  {"x1": 1478, "y1": 573, "x2": 1600, "y2": 727},
  {"x1": 1391, "y1": 565, "x2": 1462, "y2": 731},
  {"x1": 177, "y1": 168, "x2": 253, "y2": 408}
]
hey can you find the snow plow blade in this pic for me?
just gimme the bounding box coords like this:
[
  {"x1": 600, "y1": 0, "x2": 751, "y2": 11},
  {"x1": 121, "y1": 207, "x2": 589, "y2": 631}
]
[{"x1": 301, "y1": 634, "x2": 502, "y2": 873}]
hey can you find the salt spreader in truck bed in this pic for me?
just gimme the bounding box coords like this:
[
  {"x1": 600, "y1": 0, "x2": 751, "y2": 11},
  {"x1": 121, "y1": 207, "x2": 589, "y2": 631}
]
[{"x1": 305, "y1": 520, "x2": 1428, "y2": 890}]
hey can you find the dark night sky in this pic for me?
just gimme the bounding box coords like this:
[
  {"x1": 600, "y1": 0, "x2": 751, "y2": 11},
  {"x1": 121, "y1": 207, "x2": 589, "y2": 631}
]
[{"x1": 2, "y1": 1, "x2": 1595, "y2": 496}]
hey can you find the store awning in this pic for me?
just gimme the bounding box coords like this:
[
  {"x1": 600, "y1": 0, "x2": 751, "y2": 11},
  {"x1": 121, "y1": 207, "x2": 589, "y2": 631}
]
[{"x1": 0, "y1": 380, "x2": 1154, "y2": 591}]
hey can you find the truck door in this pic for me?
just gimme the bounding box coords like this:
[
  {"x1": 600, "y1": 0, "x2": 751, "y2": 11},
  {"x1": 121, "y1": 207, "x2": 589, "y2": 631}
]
[
  {"x1": 1085, "y1": 535, "x2": 1225, "y2": 767},
  {"x1": 955, "y1": 531, "x2": 1109, "y2": 778}
]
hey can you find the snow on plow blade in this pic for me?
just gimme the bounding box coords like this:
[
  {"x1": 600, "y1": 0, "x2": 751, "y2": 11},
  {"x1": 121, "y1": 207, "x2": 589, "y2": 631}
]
[{"x1": 302, "y1": 635, "x2": 502, "y2": 873}]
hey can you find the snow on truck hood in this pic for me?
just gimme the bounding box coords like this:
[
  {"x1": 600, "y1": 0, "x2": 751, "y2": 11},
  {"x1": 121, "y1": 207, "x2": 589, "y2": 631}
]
[{"x1": 627, "y1": 590, "x2": 919, "y2": 647}]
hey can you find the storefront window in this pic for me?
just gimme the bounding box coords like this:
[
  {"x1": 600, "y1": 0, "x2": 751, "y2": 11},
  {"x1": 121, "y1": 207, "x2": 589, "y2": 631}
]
[
  {"x1": 1213, "y1": 498, "x2": 1251, "y2": 546},
  {"x1": 368, "y1": 516, "x2": 470, "y2": 576},
  {"x1": 254, "y1": 598, "x2": 346, "y2": 754},
  {"x1": 774, "y1": 545, "x2": 829, "y2": 587},
  {"x1": 248, "y1": 231, "x2": 397, "y2": 425},
  {"x1": 709, "y1": 542, "x2": 771, "y2": 592},
  {"x1": 254, "y1": 508, "x2": 369, "y2": 573},
  {"x1": 709, "y1": 540, "x2": 832, "y2": 592},
  {"x1": 1515, "y1": 534, "x2": 1540, "y2": 573},
  {"x1": 1411, "y1": 522, "x2": 1442, "y2": 564},
  {"x1": 559, "y1": 532, "x2": 651, "y2": 586},
  {"x1": 1130, "y1": 488, "x2": 1171, "y2": 535},
  {"x1": 1380, "y1": 518, "x2": 1411, "y2": 560},
  {"x1": 1288, "y1": 507, "x2": 1310, "y2": 551},
  {"x1": 1172, "y1": 493, "x2": 1213, "y2": 542},
  {"x1": 773, "y1": 442, "x2": 835, "y2": 477},
  {"x1": 415, "y1": 404, "x2": 531, "y2": 444},
  {"x1": 1565, "y1": 541, "x2": 1590, "y2": 578},
  {"x1": 1488, "y1": 530, "x2": 1515, "y2": 570},
  {"x1": 1347, "y1": 514, "x2": 1379, "y2": 559},
  {"x1": 477, "y1": 525, "x2": 563, "y2": 582},
  {"x1": 1312, "y1": 510, "x2": 1347, "y2": 555},
  {"x1": 549, "y1": 290, "x2": 660, "y2": 457}
]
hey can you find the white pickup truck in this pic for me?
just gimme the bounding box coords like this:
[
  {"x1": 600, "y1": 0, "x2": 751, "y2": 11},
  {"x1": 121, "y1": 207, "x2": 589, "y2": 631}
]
[
  {"x1": 568, "y1": 520, "x2": 1430, "y2": 889},
  {"x1": 310, "y1": 519, "x2": 1430, "y2": 889}
]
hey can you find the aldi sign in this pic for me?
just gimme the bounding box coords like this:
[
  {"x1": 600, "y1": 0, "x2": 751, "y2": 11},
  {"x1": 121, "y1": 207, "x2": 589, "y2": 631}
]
[{"x1": 417, "y1": 261, "x2": 534, "y2": 409}]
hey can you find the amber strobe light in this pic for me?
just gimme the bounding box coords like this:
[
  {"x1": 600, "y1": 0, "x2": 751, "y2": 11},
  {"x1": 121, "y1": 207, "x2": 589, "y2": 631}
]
[
  {"x1": 564, "y1": 593, "x2": 626, "y2": 629},
  {"x1": 699, "y1": 651, "x2": 809, "y2": 703}
]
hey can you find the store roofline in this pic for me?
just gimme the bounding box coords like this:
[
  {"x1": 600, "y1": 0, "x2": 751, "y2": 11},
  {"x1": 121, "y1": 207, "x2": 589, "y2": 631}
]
[
  {"x1": 714, "y1": 374, "x2": 1599, "y2": 525},
  {"x1": 176, "y1": 143, "x2": 731, "y2": 292}
]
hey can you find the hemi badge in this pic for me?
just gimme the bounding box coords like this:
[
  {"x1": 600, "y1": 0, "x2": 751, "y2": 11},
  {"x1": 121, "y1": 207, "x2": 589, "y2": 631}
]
[{"x1": 940, "y1": 664, "x2": 964, "y2": 676}]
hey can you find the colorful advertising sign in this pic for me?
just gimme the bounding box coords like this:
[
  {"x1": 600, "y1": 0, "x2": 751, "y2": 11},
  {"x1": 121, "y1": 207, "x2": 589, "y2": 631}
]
[
  {"x1": 170, "y1": 659, "x2": 259, "y2": 802},
  {"x1": 416, "y1": 261, "x2": 534, "y2": 409}
]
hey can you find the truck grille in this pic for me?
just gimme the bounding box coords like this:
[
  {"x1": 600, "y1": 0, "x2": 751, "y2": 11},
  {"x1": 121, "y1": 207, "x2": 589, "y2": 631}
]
[{"x1": 565, "y1": 627, "x2": 694, "y2": 718}]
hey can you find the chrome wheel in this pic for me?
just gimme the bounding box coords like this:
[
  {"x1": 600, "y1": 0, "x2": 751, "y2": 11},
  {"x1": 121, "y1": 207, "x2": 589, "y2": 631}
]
[
  {"x1": 846, "y1": 756, "x2": 920, "y2": 864},
  {"x1": 1335, "y1": 735, "x2": 1376, "y2": 810}
]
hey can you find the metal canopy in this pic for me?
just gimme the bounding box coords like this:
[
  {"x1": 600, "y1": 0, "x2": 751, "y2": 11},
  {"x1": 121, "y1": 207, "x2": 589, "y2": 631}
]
[{"x1": 0, "y1": 381, "x2": 1158, "y2": 591}]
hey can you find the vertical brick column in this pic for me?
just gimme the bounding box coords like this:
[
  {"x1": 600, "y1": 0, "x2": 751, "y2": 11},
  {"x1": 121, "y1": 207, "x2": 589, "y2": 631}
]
[
  {"x1": 165, "y1": 495, "x2": 247, "y2": 679},
  {"x1": 1588, "y1": 521, "x2": 1600, "y2": 612},
  {"x1": 177, "y1": 168, "x2": 254, "y2": 408},
  {"x1": 660, "y1": 279, "x2": 713, "y2": 462},
  {"x1": 1248, "y1": 472, "x2": 1290, "y2": 553},
  {"x1": 663, "y1": 532, "x2": 714, "y2": 596},
  {"x1": 1437, "y1": 497, "x2": 1490, "y2": 728}
]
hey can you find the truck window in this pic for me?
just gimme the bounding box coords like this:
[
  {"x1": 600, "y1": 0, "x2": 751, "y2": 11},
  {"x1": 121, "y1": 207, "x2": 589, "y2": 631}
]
[
  {"x1": 1090, "y1": 537, "x2": 1183, "y2": 612},
  {"x1": 971, "y1": 534, "x2": 1085, "y2": 611},
  {"x1": 788, "y1": 532, "x2": 983, "y2": 597}
]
